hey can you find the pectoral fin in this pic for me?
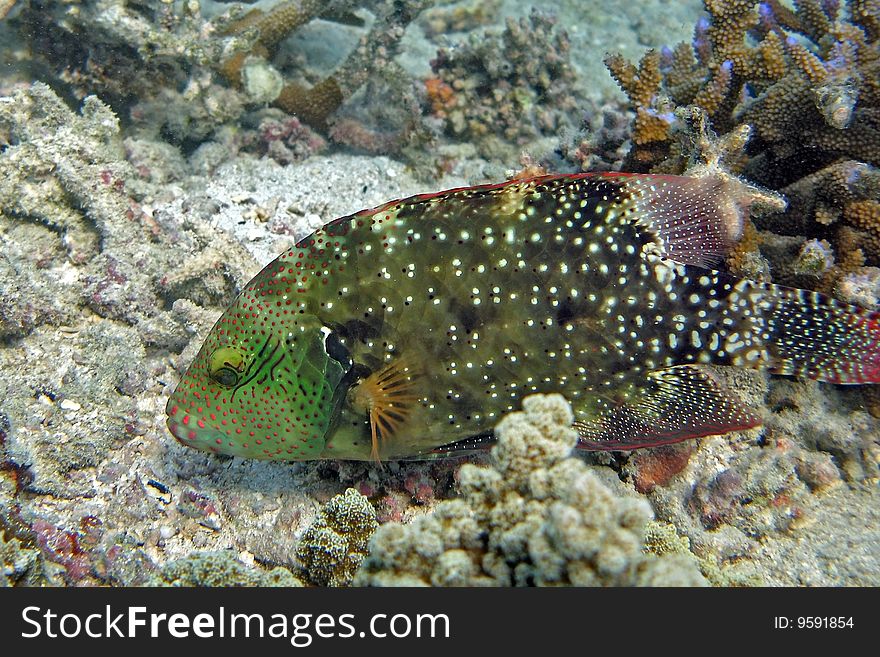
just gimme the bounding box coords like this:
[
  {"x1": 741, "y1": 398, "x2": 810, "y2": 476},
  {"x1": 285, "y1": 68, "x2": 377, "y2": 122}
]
[{"x1": 350, "y1": 357, "x2": 421, "y2": 463}]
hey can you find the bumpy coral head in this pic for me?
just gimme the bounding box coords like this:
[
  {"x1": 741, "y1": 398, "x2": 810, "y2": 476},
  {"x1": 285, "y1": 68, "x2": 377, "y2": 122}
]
[{"x1": 165, "y1": 261, "x2": 349, "y2": 460}]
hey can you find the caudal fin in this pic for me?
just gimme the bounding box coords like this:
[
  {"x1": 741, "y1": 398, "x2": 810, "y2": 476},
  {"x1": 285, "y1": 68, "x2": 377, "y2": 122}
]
[{"x1": 766, "y1": 286, "x2": 880, "y2": 384}]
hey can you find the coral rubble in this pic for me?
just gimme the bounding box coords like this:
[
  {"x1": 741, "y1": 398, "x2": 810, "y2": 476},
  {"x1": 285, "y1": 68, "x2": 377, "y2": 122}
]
[
  {"x1": 356, "y1": 395, "x2": 707, "y2": 587},
  {"x1": 427, "y1": 9, "x2": 583, "y2": 163},
  {"x1": 11, "y1": 1, "x2": 434, "y2": 161}
]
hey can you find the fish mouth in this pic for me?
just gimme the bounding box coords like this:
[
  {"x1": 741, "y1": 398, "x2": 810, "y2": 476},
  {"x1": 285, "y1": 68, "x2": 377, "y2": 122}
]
[
  {"x1": 165, "y1": 400, "x2": 211, "y2": 448},
  {"x1": 166, "y1": 413, "x2": 230, "y2": 454},
  {"x1": 166, "y1": 413, "x2": 197, "y2": 446}
]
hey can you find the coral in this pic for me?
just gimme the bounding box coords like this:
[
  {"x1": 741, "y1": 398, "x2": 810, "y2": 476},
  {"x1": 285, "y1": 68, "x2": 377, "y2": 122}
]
[
  {"x1": 131, "y1": 74, "x2": 247, "y2": 145},
  {"x1": 0, "y1": 83, "x2": 178, "y2": 329},
  {"x1": 606, "y1": 0, "x2": 880, "y2": 290},
  {"x1": 606, "y1": 1, "x2": 880, "y2": 175},
  {"x1": 726, "y1": 219, "x2": 769, "y2": 280},
  {"x1": 12, "y1": 1, "x2": 433, "y2": 164},
  {"x1": 245, "y1": 112, "x2": 328, "y2": 165},
  {"x1": 275, "y1": 78, "x2": 345, "y2": 133},
  {"x1": 0, "y1": 83, "x2": 261, "y2": 499},
  {"x1": 428, "y1": 9, "x2": 583, "y2": 162},
  {"x1": 356, "y1": 395, "x2": 707, "y2": 587},
  {"x1": 219, "y1": 0, "x2": 433, "y2": 137},
  {"x1": 14, "y1": 0, "x2": 220, "y2": 112},
  {"x1": 296, "y1": 488, "x2": 378, "y2": 587},
  {"x1": 605, "y1": 49, "x2": 673, "y2": 165},
  {"x1": 689, "y1": 469, "x2": 746, "y2": 529},
  {"x1": 553, "y1": 100, "x2": 632, "y2": 173},
  {"x1": 420, "y1": 0, "x2": 501, "y2": 37},
  {"x1": 792, "y1": 238, "x2": 835, "y2": 276},
  {"x1": 0, "y1": 0, "x2": 15, "y2": 21},
  {"x1": 843, "y1": 198, "x2": 880, "y2": 239},
  {"x1": 766, "y1": 380, "x2": 878, "y2": 481},
  {"x1": 644, "y1": 521, "x2": 763, "y2": 586},
  {"x1": 153, "y1": 551, "x2": 303, "y2": 587},
  {"x1": 834, "y1": 265, "x2": 880, "y2": 305}
]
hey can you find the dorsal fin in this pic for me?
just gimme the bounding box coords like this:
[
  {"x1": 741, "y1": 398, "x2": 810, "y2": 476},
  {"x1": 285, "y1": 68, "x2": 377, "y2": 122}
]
[{"x1": 616, "y1": 173, "x2": 775, "y2": 268}]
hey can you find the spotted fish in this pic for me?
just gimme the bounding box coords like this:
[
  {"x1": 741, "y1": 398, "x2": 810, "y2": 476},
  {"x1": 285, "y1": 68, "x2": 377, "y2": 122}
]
[{"x1": 165, "y1": 173, "x2": 880, "y2": 461}]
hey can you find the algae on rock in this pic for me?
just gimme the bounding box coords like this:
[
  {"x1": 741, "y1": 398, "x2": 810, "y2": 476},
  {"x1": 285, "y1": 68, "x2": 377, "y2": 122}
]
[
  {"x1": 296, "y1": 487, "x2": 378, "y2": 587},
  {"x1": 153, "y1": 551, "x2": 304, "y2": 587}
]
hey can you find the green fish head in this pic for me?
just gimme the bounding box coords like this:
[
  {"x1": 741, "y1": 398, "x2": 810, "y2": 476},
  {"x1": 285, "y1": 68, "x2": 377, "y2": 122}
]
[{"x1": 165, "y1": 261, "x2": 350, "y2": 460}]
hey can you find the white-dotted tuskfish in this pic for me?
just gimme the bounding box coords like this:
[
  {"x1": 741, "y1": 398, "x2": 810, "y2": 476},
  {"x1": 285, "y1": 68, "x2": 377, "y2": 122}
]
[{"x1": 165, "y1": 173, "x2": 880, "y2": 461}]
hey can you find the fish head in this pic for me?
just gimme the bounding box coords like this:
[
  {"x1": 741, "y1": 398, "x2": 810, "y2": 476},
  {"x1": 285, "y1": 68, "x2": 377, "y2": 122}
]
[{"x1": 165, "y1": 257, "x2": 351, "y2": 460}]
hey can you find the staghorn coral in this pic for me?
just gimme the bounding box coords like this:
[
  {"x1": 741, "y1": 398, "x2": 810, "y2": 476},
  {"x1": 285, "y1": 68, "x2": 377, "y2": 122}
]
[
  {"x1": 355, "y1": 395, "x2": 707, "y2": 587},
  {"x1": 604, "y1": 0, "x2": 880, "y2": 292},
  {"x1": 296, "y1": 487, "x2": 378, "y2": 587},
  {"x1": 428, "y1": 9, "x2": 583, "y2": 163},
  {"x1": 0, "y1": 0, "x2": 15, "y2": 21},
  {"x1": 216, "y1": 0, "x2": 433, "y2": 139},
  {"x1": 606, "y1": 0, "x2": 879, "y2": 175}
]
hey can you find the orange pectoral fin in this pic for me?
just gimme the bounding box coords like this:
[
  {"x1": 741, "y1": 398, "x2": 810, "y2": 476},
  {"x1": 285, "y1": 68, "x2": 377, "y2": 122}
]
[{"x1": 351, "y1": 358, "x2": 422, "y2": 463}]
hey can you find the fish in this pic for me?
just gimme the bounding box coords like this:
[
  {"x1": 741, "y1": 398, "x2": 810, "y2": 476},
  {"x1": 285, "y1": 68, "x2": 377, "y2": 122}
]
[{"x1": 165, "y1": 172, "x2": 880, "y2": 461}]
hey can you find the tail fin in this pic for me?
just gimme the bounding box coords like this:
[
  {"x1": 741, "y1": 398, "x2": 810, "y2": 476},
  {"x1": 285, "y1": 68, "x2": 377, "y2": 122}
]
[{"x1": 766, "y1": 286, "x2": 880, "y2": 384}]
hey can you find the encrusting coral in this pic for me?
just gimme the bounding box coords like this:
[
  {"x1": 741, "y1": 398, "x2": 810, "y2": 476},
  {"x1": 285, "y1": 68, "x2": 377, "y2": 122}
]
[
  {"x1": 296, "y1": 487, "x2": 378, "y2": 587},
  {"x1": 355, "y1": 395, "x2": 707, "y2": 587},
  {"x1": 152, "y1": 551, "x2": 304, "y2": 587}
]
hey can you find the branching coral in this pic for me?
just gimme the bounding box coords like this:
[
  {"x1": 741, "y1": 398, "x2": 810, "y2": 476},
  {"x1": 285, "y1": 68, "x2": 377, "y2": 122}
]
[
  {"x1": 608, "y1": 0, "x2": 879, "y2": 169},
  {"x1": 0, "y1": 0, "x2": 16, "y2": 21},
  {"x1": 216, "y1": 0, "x2": 433, "y2": 137},
  {"x1": 355, "y1": 395, "x2": 707, "y2": 587},
  {"x1": 604, "y1": 0, "x2": 880, "y2": 295}
]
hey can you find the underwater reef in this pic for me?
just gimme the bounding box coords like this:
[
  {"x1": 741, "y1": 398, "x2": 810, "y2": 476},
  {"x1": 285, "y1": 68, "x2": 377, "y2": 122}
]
[
  {"x1": 425, "y1": 9, "x2": 584, "y2": 163},
  {"x1": 355, "y1": 395, "x2": 708, "y2": 587},
  {"x1": 0, "y1": 0, "x2": 879, "y2": 588},
  {"x1": 6, "y1": 0, "x2": 437, "y2": 164},
  {"x1": 604, "y1": 0, "x2": 880, "y2": 309}
]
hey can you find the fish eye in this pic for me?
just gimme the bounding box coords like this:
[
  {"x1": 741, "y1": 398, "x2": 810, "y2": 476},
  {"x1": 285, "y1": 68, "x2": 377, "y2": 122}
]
[
  {"x1": 212, "y1": 366, "x2": 240, "y2": 387},
  {"x1": 208, "y1": 347, "x2": 246, "y2": 388}
]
